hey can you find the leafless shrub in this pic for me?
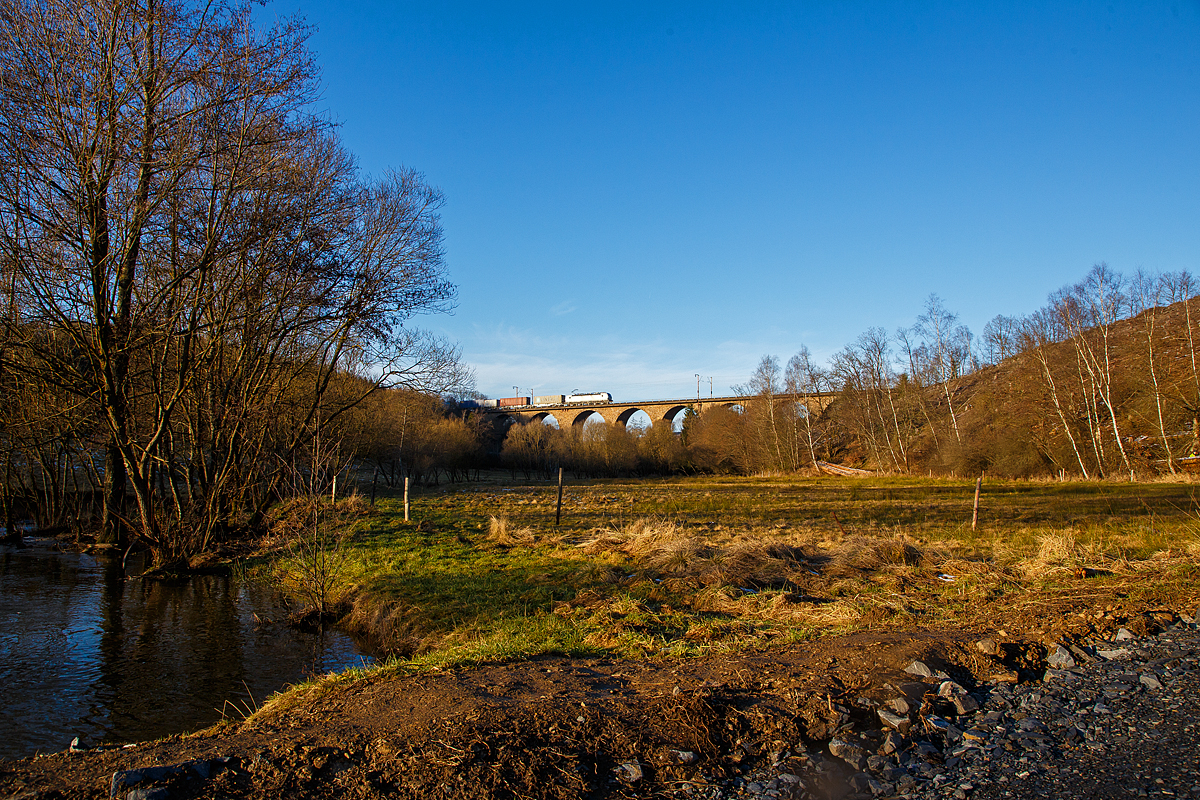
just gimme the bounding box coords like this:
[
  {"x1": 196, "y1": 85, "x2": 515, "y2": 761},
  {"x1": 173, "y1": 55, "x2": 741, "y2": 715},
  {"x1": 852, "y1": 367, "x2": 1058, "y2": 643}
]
[{"x1": 271, "y1": 437, "x2": 357, "y2": 621}]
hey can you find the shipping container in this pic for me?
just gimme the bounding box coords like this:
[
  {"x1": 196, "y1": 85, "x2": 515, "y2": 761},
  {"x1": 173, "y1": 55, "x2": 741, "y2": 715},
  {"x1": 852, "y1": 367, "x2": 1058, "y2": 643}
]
[
  {"x1": 497, "y1": 396, "x2": 531, "y2": 407},
  {"x1": 479, "y1": 399, "x2": 499, "y2": 408},
  {"x1": 533, "y1": 394, "x2": 566, "y2": 406}
]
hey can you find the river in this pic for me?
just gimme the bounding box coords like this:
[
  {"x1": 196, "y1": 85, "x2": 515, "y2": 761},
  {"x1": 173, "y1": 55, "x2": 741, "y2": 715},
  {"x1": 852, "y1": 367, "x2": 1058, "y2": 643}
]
[{"x1": 0, "y1": 538, "x2": 374, "y2": 760}]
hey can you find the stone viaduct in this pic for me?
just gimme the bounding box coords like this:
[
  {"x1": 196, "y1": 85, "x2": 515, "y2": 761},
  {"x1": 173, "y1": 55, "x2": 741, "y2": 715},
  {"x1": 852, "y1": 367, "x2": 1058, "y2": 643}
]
[{"x1": 476, "y1": 393, "x2": 837, "y2": 431}]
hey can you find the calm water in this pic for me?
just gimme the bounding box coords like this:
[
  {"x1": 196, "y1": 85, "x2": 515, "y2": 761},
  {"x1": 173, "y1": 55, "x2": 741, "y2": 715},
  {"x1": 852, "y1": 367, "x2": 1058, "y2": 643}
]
[{"x1": 0, "y1": 539, "x2": 374, "y2": 760}]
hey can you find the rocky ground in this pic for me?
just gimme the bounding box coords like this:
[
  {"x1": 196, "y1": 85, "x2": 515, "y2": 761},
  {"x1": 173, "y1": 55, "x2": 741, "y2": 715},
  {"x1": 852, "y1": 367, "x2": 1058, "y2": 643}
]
[
  {"x1": 3, "y1": 588, "x2": 1198, "y2": 800},
  {"x1": 722, "y1": 619, "x2": 1200, "y2": 800}
]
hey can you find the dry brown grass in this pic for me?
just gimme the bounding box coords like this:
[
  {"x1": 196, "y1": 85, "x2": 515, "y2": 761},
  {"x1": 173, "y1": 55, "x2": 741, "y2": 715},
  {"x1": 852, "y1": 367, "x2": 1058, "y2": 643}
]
[
  {"x1": 573, "y1": 518, "x2": 937, "y2": 605},
  {"x1": 826, "y1": 534, "x2": 925, "y2": 577},
  {"x1": 267, "y1": 493, "x2": 372, "y2": 539},
  {"x1": 643, "y1": 536, "x2": 711, "y2": 575},
  {"x1": 1017, "y1": 530, "x2": 1132, "y2": 578},
  {"x1": 487, "y1": 515, "x2": 537, "y2": 546},
  {"x1": 341, "y1": 592, "x2": 436, "y2": 657},
  {"x1": 257, "y1": 475, "x2": 1200, "y2": 672},
  {"x1": 709, "y1": 539, "x2": 806, "y2": 587}
]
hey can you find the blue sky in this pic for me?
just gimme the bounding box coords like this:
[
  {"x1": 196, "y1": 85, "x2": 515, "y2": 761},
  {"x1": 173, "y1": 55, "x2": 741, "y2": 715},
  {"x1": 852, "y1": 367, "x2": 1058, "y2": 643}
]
[{"x1": 258, "y1": 1, "x2": 1200, "y2": 402}]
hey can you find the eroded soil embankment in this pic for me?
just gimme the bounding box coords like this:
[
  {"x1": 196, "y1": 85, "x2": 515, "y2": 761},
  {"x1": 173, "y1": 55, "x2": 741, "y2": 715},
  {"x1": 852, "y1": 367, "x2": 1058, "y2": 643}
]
[{"x1": 2, "y1": 583, "x2": 1196, "y2": 800}]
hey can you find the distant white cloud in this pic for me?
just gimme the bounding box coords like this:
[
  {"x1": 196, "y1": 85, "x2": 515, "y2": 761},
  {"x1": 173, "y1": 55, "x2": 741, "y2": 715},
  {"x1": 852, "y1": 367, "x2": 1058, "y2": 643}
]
[{"x1": 550, "y1": 300, "x2": 577, "y2": 316}]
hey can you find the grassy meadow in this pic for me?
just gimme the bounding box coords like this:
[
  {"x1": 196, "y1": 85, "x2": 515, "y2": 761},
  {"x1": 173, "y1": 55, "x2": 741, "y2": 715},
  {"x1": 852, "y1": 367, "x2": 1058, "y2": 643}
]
[{"x1": 263, "y1": 473, "x2": 1200, "y2": 678}]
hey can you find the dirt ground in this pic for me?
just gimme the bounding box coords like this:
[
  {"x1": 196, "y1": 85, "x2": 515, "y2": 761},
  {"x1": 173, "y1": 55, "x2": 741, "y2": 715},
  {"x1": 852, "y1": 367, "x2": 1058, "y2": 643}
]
[{"x1": 3, "y1": 577, "x2": 1196, "y2": 800}]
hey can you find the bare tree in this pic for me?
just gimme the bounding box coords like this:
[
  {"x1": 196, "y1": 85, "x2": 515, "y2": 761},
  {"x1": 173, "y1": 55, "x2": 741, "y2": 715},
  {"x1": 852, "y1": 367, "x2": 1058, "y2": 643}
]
[
  {"x1": 785, "y1": 346, "x2": 826, "y2": 468},
  {"x1": 1129, "y1": 270, "x2": 1175, "y2": 472},
  {"x1": 912, "y1": 294, "x2": 967, "y2": 443},
  {"x1": 981, "y1": 315, "x2": 1020, "y2": 366},
  {"x1": 1161, "y1": 271, "x2": 1200, "y2": 456},
  {"x1": 1053, "y1": 265, "x2": 1134, "y2": 479},
  {"x1": 1018, "y1": 308, "x2": 1092, "y2": 477},
  {"x1": 0, "y1": 0, "x2": 462, "y2": 563},
  {"x1": 830, "y1": 328, "x2": 910, "y2": 471},
  {"x1": 735, "y1": 355, "x2": 786, "y2": 471}
]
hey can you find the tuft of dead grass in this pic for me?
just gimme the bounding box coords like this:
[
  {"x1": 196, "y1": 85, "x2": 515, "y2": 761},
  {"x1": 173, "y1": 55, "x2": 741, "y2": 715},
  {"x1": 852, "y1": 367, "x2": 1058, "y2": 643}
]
[
  {"x1": 341, "y1": 592, "x2": 434, "y2": 658},
  {"x1": 643, "y1": 536, "x2": 711, "y2": 575},
  {"x1": 1022, "y1": 530, "x2": 1123, "y2": 578},
  {"x1": 487, "y1": 515, "x2": 536, "y2": 546},
  {"x1": 576, "y1": 518, "x2": 934, "y2": 597},
  {"x1": 826, "y1": 535, "x2": 923, "y2": 578},
  {"x1": 709, "y1": 539, "x2": 807, "y2": 588}
]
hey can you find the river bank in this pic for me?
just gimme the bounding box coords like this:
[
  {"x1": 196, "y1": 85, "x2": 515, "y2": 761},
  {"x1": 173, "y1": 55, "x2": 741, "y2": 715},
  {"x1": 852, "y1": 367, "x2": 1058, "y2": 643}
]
[
  {"x1": 0, "y1": 537, "x2": 373, "y2": 760},
  {"x1": 2, "y1": 574, "x2": 1197, "y2": 800},
  {"x1": 4, "y1": 475, "x2": 1199, "y2": 796}
]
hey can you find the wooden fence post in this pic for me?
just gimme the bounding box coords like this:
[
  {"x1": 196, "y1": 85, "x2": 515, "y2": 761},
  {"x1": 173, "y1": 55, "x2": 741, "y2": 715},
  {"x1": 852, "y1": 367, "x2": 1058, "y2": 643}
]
[
  {"x1": 555, "y1": 467, "x2": 564, "y2": 525},
  {"x1": 972, "y1": 476, "x2": 982, "y2": 531}
]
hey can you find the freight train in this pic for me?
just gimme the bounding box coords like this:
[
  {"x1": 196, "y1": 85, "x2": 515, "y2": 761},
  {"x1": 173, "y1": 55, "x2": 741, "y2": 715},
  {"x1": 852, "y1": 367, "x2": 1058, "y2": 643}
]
[{"x1": 460, "y1": 391, "x2": 612, "y2": 409}]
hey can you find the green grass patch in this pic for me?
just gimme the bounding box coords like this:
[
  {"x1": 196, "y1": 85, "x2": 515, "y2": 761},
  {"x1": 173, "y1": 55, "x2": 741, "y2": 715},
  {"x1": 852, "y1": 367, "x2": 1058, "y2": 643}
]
[{"x1": 258, "y1": 473, "x2": 1200, "y2": 681}]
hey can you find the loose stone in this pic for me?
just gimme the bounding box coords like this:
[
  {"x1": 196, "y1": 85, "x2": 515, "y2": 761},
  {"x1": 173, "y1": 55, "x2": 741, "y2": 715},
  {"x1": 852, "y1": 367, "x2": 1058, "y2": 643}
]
[
  {"x1": 616, "y1": 760, "x2": 643, "y2": 783},
  {"x1": 878, "y1": 709, "x2": 911, "y2": 734},
  {"x1": 1047, "y1": 644, "x2": 1077, "y2": 669},
  {"x1": 905, "y1": 660, "x2": 935, "y2": 678}
]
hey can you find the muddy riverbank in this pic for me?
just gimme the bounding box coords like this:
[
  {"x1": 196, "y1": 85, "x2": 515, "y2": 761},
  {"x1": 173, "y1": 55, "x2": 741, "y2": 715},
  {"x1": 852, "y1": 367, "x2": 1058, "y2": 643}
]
[{"x1": 3, "y1": 578, "x2": 1196, "y2": 799}]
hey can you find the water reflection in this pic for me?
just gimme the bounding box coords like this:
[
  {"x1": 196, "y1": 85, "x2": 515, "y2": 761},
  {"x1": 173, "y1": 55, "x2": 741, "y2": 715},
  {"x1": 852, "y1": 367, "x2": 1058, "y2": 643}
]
[{"x1": 0, "y1": 540, "x2": 373, "y2": 759}]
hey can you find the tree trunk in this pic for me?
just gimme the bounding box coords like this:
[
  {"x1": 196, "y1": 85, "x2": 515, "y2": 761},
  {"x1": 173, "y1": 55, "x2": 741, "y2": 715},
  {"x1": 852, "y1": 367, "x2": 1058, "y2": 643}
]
[{"x1": 98, "y1": 444, "x2": 127, "y2": 546}]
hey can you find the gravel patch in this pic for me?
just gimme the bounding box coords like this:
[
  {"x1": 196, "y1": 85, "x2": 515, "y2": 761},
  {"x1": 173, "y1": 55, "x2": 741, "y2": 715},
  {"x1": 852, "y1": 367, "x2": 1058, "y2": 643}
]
[{"x1": 700, "y1": 622, "x2": 1200, "y2": 800}]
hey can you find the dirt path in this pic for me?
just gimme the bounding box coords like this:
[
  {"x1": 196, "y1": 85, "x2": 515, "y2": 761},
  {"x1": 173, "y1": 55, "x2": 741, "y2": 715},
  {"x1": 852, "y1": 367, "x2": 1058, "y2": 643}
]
[{"x1": 3, "y1": 582, "x2": 1196, "y2": 800}]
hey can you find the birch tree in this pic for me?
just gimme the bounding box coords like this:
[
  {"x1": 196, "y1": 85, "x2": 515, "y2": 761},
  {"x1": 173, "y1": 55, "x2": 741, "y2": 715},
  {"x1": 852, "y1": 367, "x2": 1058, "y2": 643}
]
[
  {"x1": 1129, "y1": 270, "x2": 1174, "y2": 472},
  {"x1": 1161, "y1": 271, "x2": 1200, "y2": 456},
  {"x1": 785, "y1": 346, "x2": 826, "y2": 468},
  {"x1": 1055, "y1": 265, "x2": 1134, "y2": 479},
  {"x1": 912, "y1": 294, "x2": 967, "y2": 443}
]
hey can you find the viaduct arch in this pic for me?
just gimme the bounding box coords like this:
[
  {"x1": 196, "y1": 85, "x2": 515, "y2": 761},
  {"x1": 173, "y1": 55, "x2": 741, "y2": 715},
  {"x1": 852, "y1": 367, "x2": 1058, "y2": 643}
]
[{"x1": 477, "y1": 393, "x2": 835, "y2": 432}]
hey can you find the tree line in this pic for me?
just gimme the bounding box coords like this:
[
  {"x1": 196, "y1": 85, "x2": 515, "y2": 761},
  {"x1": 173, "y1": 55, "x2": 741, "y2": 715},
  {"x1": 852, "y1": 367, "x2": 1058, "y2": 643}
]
[
  {"x1": 490, "y1": 263, "x2": 1199, "y2": 481},
  {"x1": 715, "y1": 263, "x2": 1200, "y2": 478}
]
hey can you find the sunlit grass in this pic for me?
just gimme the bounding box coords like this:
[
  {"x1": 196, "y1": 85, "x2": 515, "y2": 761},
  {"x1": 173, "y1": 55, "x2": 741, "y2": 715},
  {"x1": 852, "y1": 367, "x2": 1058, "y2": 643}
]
[{"x1": 258, "y1": 473, "x2": 1200, "y2": 689}]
